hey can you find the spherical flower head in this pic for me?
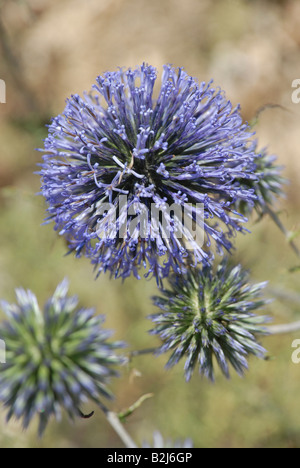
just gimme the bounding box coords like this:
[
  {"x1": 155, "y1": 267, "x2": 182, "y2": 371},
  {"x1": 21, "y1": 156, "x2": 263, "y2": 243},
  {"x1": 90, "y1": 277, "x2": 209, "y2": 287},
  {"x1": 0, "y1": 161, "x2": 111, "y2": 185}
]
[
  {"x1": 149, "y1": 259, "x2": 270, "y2": 381},
  {"x1": 40, "y1": 64, "x2": 261, "y2": 282},
  {"x1": 142, "y1": 430, "x2": 193, "y2": 448},
  {"x1": 0, "y1": 280, "x2": 126, "y2": 436},
  {"x1": 236, "y1": 142, "x2": 286, "y2": 216}
]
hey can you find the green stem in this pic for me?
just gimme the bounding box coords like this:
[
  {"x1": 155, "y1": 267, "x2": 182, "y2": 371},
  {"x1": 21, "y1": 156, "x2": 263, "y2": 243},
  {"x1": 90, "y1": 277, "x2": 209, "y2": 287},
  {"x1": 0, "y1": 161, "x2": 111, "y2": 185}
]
[
  {"x1": 97, "y1": 400, "x2": 137, "y2": 448},
  {"x1": 129, "y1": 347, "x2": 159, "y2": 358}
]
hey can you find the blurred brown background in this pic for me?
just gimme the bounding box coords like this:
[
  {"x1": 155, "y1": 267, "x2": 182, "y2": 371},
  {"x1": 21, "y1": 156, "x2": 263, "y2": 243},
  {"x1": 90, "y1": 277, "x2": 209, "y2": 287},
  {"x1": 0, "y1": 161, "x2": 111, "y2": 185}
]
[{"x1": 0, "y1": 0, "x2": 300, "y2": 448}]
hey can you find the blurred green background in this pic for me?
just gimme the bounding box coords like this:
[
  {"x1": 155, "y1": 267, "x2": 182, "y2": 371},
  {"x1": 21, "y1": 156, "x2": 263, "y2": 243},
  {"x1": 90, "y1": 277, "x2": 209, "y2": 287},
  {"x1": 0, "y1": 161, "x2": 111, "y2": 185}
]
[{"x1": 1, "y1": 0, "x2": 300, "y2": 448}]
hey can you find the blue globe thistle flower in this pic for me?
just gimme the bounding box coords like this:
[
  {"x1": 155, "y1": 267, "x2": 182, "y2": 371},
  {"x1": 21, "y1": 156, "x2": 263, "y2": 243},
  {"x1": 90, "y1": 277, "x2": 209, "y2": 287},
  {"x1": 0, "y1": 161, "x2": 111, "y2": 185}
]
[
  {"x1": 40, "y1": 64, "x2": 262, "y2": 282},
  {"x1": 0, "y1": 280, "x2": 126, "y2": 436},
  {"x1": 142, "y1": 430, "x2": 194, "y2": 448},
  {"x1": 149, "y1": 260, "x2": 270, "y2": 381},
  {"x1": 236, "y1": 143, "x2": 285, "y2": 216}
]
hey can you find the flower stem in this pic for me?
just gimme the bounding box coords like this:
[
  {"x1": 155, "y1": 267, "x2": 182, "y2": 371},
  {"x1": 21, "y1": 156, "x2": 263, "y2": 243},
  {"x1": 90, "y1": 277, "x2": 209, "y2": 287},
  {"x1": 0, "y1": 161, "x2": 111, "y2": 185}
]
[
  {"x1": 267, "y1": 321, "x2": 300, "y2": 335},
  {"x1": 98, "y1": 400, "x2": 137, "y2": 448},
  {"x1": 129, "y1": 347, "x2": 159, "y2": 358}
]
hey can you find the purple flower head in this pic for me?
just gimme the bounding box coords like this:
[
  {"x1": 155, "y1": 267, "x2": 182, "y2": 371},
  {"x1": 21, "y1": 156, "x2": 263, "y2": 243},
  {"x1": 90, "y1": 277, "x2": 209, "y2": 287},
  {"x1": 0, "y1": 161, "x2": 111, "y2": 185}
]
[{"x1": 39, "y1": 64, "x2": 260, "y2": 282}]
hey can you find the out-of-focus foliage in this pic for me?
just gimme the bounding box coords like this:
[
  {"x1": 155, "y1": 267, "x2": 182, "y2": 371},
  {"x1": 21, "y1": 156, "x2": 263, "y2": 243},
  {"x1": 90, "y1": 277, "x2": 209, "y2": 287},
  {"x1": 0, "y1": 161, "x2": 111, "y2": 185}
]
[{"x1": 1, "y1": 0, "x2": 300, "y2": 448}]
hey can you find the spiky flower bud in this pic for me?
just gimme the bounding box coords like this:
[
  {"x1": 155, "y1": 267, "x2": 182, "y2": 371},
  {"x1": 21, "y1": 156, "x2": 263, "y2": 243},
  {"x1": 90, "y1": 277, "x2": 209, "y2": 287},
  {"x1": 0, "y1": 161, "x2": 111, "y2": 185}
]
[
  {"x1": 0, "y1": 280, "x2": 126, "y2": 436},
  {"x1": 142, "y1": 431, "x2": 193, "y2": 448},
  {"x1": 236, "y1": 144, "x2": 285, "y2": 216},
  {"x1": 149, "y1": 260, "x2": 270, "y2": 381}
]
